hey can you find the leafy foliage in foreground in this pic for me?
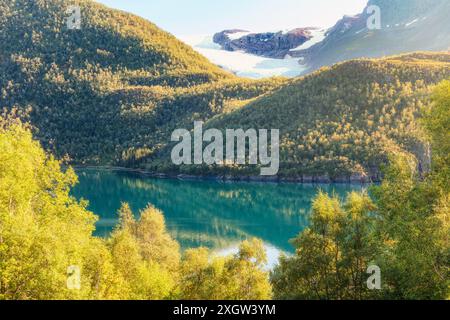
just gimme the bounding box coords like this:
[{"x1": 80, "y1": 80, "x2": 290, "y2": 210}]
[
  {"x1": 271, "y1": 191, "x2": 379, "y2": 299},
  {"x1": 0, "y1": 117, "x2": 96, "y2": 299},
  {"x1": 271, "y1": 81, "x2": 450, "y2": 300},
  {"x1": 0, "y1": 80, "x2": 448, "y2": 300},
  {"x1": 0, "y1": 117, "x2": 272, "y2": 300}
]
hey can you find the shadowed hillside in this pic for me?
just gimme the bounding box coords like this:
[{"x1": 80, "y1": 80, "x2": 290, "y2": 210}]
[
  {"x1": 1, "y1": 1, "x2": 449, "y2": 181},
  {"x1": 144, "y1": 53, "x2": 450, "y2": 181},
  {"x1": 0, "y1": 0, "x2": 284, "y2": 164}
]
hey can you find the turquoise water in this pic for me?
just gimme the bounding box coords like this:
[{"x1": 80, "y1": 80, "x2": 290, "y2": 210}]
[{"x1": 72, "y1": 169, "x2": 363, "y2": 256}]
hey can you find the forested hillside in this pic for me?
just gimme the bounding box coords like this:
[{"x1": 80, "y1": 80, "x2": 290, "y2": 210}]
[
  {"x1": 0, "y1": 0, "x2": 449, "y2": 301},
  {"x1": 1, "y1": 80, "x2": 448, "y2": 300},
  {"x1": 1, "y1": 0, "x2": 449, "y2": 181},
  {"x1": 0, "y1": 0, "x2": 284, "y2": 164},
  {"x1": 146, "y1": 53, "x2": 450, "y2": 181}
]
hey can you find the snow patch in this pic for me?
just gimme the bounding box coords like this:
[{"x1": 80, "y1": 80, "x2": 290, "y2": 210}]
[
  {"x1": 182, "y1": 35, "x2": 222, "y2": 50},
  {"x1": 405, "y1": 18, "x2": 419, "y2": 27},
  {"x1": 290, "y1": 28, "x2": 327, "y2": 51},
  {"x1": 180, "y1": 35, "x2": 307, "y2": 79},
  {"x1": 227, "y1": 31, "x2": 252, "y2": 40}
]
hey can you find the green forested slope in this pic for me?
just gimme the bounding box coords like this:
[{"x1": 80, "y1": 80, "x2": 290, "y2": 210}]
[
  {"x1": 0, "y1": 0, "x2": 232, "y2": 83},
  {"x1": 0, "y1": 0, "x2": 284, "y2": 164},
  {"x1": 1, "y1": 1, "x2": 449, "y2": 180},
  {"x1": 1, "y1": 81, "x2": 448, "y2": 300},
  {"x1": 145, "y1": 53, "x2": 450, "y2": 181}
]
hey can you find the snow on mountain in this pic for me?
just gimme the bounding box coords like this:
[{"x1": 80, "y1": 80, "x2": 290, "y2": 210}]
[
  {"x1": 405, "y1": 18, "x2": 420, "y2": 27},
  {"x1": 180, "y1": 35, "x2": 307, "y2": 79},
  {"x1": 295, "y1": 0, "x2": 450, "y2": 73},
  {"x1": 179, "y1": 1, "x2": 450, "y2": 79},
  {"x1": 227, "y1": 31, "x2": 252, "y2": 40},
  {"x1": 290, "y1": 28, "x2": 327, "y2": 51}
]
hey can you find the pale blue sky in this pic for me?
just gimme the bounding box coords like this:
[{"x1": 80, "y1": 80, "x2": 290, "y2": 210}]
[{"x1": 95, "y1": 0, "x2": 368, "y2": 36}]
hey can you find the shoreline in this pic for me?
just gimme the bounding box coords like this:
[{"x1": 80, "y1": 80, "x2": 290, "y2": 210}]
[{"x1": 70, "y1": 165, "x2": 376, "y2": 185}]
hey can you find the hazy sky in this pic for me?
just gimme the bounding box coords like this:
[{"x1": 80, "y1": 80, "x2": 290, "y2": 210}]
[{"x1": 95, "y1": 0, "x2": 368, "y2": 36}]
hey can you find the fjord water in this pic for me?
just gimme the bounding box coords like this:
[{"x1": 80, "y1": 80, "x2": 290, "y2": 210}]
[{"x1": 72, "y1": 169, "x2": 362, "y2": 258}]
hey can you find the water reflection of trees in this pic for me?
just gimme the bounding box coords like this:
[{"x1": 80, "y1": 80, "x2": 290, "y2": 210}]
[{"x1": 73, "y1": 169, "x2": 361, "y2": 252}]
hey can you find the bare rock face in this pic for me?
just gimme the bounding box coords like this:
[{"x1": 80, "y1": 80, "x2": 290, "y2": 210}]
[
  {"x1": 212, "y1": 29, "x2": 249, "y2": 47},
  {"x1": 213, "y1": 28, "x2": 314, "y2": 59}
]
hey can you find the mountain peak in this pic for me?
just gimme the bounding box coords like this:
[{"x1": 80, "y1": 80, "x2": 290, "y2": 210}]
[
  {"x1": 213, "y1": 28, "x2": 314, "y2": 59},
  {"x1": 294, "y1": 0, "x2": 450, "y2": 72}
]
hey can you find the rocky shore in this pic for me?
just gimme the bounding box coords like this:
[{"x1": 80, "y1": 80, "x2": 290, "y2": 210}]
[{"x1": 73, "y1": 166, "x2": 376, "y2": 184}]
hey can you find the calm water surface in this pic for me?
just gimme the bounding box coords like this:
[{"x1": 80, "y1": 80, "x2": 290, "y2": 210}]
[{"x1": 72, "y1": 169, "x2": 363, "y2": 266}]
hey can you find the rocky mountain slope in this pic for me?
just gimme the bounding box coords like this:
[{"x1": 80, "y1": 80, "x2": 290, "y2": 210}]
[
  {"x1": 208, "y1": 0, "x2": 450, "y2": 76},
  {"x1": 182, "y1": 35, "x2": 308, "y2": 78},
  {"x1": 213, "y1": 28, "x2": 314, "y2": 59},
  {"x1": 295, "y1": 0, "x2": 450, "y2": 72}
]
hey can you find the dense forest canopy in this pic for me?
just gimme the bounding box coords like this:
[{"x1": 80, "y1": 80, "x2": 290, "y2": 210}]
[
  {"x1": 150, "y1": 53, "x2": 450, "y2": 180},
  {"x1": 0, "y1": 0, "x2": 284, "y2": 165},
  {"x1": 273, "y1": 80, "x2": 450, "y2": 300},
  {"x1": 0, "y1": 118, "x2": 272, "y2": 299},
  {"x1": 1, "y1": 0, "x2": 449, "y2": 180},
  {"x1": 0, "y1": 80, "x2": 448, "y2": 300},
  {"x1": 0, "y1": 0, "x2": 449, "y2": 301}
]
